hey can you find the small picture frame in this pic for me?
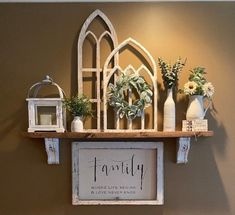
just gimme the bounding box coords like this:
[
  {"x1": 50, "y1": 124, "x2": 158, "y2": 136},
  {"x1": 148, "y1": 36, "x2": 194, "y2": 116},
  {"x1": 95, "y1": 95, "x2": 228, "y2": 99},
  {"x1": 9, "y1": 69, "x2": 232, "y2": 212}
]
[{"x1": 72, "y1": 142, "x2": 164, "y2": 205}]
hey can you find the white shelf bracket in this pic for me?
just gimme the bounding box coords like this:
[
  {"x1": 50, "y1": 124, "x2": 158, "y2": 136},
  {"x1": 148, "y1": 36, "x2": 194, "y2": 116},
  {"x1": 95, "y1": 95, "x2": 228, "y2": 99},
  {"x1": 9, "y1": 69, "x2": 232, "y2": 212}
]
[
  {"x1": 44, "y1": 138, "x2": 60, "y2": 164},
  {"x1": 177, "y1": 137, "x2": 191, "y2": 164}
]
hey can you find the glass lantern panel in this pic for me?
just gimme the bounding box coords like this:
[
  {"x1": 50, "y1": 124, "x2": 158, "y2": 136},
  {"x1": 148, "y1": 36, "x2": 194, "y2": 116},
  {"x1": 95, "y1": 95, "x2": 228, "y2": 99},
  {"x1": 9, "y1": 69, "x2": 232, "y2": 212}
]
[{"x1": 35, "y1": 106, "x2": 57, "y2": 125}]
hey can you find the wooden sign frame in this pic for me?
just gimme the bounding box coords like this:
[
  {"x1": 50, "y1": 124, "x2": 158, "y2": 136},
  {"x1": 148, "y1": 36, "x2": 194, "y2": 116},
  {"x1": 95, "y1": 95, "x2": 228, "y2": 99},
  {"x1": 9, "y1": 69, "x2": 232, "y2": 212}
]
[{"x1": 72, "y1": 142, "x2": 164, "y2": 205}]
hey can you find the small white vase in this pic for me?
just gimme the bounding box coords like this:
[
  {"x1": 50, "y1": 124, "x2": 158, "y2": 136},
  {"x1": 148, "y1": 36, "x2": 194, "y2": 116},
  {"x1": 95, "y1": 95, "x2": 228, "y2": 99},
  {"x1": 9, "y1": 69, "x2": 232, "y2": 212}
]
[
  {"x1": 186, "y1": 95, "x2": 210, "y2": 120},
  {"x1": 163, "y1": 88, "x2": 175, "y2": 131},
  {"x1": 71, "y1": 116, "x2": 83, "y2": 132}
]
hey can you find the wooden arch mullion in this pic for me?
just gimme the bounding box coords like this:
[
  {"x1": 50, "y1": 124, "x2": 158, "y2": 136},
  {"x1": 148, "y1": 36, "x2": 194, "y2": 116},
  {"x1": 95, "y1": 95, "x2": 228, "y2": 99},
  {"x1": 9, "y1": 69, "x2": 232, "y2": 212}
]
[{"x1": 77, "y1": 9, "x2": 118, "y2": 131}]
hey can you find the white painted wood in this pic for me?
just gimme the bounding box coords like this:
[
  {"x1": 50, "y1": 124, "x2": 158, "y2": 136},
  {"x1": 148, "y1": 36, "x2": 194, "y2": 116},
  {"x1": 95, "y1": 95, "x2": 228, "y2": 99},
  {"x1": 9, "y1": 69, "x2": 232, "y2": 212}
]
[
  {"x1": 72, "y1": 141, "x2": 164, "y2": 205},
  {"x1": 26, "y1": 76, "x2": 66, "y2": 133},
  {"x1": 27, "y1": 99, "x2": 65, "y2": 132},
  {"x1": 156, "y1": 141, "x2": 164, "y2": 204},
  {"x1": 82, "y1": 68, "x2": 113, "y2": 72},
  {"x1": 177, "y1": 137, "x2": 191, "y2": 164},
  {"x1": 103, "y1": 38, "x2": 158, "y2": 131},
  {"x1": 74, "y1": 200, "x2": 161, "y2": 205},
  {"x1": 72, "y1": 142, "x2": 80, "y2": 203},
  {"x1": 182, "y1": 119, "x2": 208, "y2": 132},
  {"x1": 77, "y1": 9, "x2": 118, "y2": 131},
  {"x1": 75, "y1": 142, "x2": 159, "y2": 149},
  {"x1": 115, "y1": 112, "x2": 120, "y2": 129},
  {"x1": 128, "y1": 88, "x2": 133, "y2": 130},
  {"x1": 141, "y1": 112, "x2": 145, "y2": 130},
  {"x1": 45, "y1": 138, "x2": 60, "y2": 164}
]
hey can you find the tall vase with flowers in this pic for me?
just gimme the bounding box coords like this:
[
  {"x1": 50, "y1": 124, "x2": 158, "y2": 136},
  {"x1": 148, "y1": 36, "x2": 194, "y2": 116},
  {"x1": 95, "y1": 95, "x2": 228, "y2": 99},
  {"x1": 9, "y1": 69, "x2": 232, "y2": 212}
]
[
  {"x1": 158, "y1": 57, "x2": 186, "y2": 131},
  {"x1": 182, "y1": 67, "x2": 215, "y2": 120}
]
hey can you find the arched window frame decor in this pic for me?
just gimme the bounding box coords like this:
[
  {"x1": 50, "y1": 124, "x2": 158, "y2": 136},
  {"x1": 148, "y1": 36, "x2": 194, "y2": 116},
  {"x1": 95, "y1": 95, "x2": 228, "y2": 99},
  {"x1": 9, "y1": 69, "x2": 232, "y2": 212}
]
[
  {"x1": 77, "y1": 9, "x2": 118, "y2": 131},
  {"x1": 103, "y1": 37, "x2": 158, "y2": 131}
]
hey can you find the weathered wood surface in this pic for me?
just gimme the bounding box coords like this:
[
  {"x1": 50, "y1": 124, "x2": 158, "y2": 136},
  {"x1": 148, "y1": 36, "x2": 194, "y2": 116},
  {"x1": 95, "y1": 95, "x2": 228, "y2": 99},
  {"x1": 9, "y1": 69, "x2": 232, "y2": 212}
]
[
  {"x1": 103, "y1": 38, "x2": 158, "y2": 131},
  {"x1": 44, "y1": 138, "x2": 60, "y2": 164},
  {"x1": 77, "y1": 9, "x2": 118, "y2": 131},
  {"x1": 23, "y1": 131, "x2": 214, "y2": 139},
  {"x1": 177, "y1": 137, "x2": 191, "y2": 164},
  {"x1": 72, "y1": 142, "x2": 164, "y2": 205}
]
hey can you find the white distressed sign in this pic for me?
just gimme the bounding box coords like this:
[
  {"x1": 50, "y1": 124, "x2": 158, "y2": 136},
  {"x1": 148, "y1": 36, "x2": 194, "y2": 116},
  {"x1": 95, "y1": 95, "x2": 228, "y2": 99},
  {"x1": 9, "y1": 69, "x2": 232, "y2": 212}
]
[{"x1": 72, "y1": 142, "x2": 163, "y2": 205}]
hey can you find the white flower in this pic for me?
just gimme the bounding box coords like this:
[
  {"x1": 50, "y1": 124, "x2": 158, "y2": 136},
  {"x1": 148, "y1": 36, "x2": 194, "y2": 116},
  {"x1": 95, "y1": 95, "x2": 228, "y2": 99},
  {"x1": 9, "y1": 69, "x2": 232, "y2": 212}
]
[
  {"x1": 184, "y1": 81, "x2": 198, "y2": 95},
  {"x1": 203, "y1": 82, "x2": 215, "y2": 98}
]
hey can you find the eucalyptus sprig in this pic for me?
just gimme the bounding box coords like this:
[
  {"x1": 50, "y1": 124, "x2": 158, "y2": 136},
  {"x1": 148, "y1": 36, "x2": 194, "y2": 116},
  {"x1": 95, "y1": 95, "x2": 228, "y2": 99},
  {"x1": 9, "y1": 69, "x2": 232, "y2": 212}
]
[
  {"x1": 63, "y1": 94, "x2": 93, "y2": 118},
  {"x1": 158, "y1": 57, "x2": 186, "y2": 89}
]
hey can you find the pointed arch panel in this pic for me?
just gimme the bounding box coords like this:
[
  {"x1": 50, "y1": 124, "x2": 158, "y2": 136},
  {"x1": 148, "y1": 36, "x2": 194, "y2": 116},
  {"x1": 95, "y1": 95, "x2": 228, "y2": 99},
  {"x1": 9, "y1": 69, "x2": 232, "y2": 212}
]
[
  {"x1": 103, "y1": 38, "x2": 158, "y2": 131},
  {"x1": 77, "y1": 9, "x2": 118, "y2": 131}
]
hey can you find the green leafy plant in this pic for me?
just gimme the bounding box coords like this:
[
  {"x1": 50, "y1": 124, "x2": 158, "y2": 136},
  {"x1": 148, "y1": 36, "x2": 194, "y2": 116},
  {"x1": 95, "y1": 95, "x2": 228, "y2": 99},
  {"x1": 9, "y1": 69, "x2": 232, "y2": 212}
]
[
  {"x1": 182, "y1": 67, "x2": 215, "y2": 98},
  {"x1": 158, "y1": 57, "x2": 186, "y2": 89},
  {"x1": 63, "y1": 95, "x2": 93, "y2": 118},
  {"x1": 107, "y1": 73, "x2": 153, "y2": 119}
]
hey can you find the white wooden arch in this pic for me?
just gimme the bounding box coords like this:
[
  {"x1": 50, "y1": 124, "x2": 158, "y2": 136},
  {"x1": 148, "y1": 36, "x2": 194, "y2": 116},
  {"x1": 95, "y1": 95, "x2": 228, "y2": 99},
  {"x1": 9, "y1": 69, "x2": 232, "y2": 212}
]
[
  {"x1": 77, "y1": 9, "x2": 118, "y2": 131},
  {"x1": 103, "y1": 37, "x2": 158, "y2": 131}
]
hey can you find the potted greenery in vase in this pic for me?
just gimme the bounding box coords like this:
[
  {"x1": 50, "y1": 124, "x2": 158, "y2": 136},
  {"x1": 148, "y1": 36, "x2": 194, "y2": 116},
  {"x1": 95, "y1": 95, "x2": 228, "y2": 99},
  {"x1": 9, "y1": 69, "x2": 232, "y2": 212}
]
[
  {"x1": 63, "y1": 95, "x2": 93, "y2": 132},
  {"x1": 182, "y1": 67, "x2": 215, "y2": 120},
  {"x1": 158, "y1": 57, "x2": 186, "y2": 131}
]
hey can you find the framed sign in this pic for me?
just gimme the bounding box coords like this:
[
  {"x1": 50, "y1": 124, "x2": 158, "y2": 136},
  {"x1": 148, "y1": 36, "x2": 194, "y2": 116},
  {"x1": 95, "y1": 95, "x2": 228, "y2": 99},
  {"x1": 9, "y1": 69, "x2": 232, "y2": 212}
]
[{"x1": 72, "y1": 142, "x2": 164, "y2": 205}]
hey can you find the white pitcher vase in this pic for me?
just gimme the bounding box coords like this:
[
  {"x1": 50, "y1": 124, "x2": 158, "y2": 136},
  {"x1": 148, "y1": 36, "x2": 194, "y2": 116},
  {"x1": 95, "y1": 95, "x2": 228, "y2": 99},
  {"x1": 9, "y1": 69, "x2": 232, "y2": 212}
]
[
  {"x1": 71, "y1": 116, "x2": 84, "y2": 132},
  {"x1": 186, "y1": 95, "x2": 210, "y2": 120},
  {"x1": 163, "y1": 88, "x2": 175, "y2": 131}
]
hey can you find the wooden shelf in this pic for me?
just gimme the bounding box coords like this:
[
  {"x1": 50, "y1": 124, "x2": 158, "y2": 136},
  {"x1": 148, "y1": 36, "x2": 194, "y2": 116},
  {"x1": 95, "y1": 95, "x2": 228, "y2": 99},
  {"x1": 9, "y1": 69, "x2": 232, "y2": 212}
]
[
  {"x1": 23, "y1": 131, "x2": 214, "y2": 140},
  {"x1": 23, "y1": 131, "x2": 213, "y2": 165}
]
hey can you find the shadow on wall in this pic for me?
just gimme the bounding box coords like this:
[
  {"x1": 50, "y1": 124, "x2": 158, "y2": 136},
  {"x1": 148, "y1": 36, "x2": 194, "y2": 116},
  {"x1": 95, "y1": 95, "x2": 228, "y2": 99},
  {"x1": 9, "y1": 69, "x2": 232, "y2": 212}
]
[
  {"x1": 65, "y1": 17, "x2": 230, "y2": 215},
  {"x1": 0, "y1": 104, "x2": 26, "y2": 144},
  {"x1": 0, "y1": 104, "x2": 228, "y2": 215},
  {"x1": 0, "y1": 4, "x2": 231, "y2": 215},
  {"x1": 164, "y1": 100, "x2": 229, "y2": 214}
]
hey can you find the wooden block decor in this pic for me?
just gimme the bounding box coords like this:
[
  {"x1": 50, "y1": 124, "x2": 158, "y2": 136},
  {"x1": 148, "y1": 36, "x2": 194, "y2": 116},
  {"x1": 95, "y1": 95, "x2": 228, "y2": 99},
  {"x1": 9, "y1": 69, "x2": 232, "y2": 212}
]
[{"x1": 182, "y1": 120, "x2": 208, "y2": 132}]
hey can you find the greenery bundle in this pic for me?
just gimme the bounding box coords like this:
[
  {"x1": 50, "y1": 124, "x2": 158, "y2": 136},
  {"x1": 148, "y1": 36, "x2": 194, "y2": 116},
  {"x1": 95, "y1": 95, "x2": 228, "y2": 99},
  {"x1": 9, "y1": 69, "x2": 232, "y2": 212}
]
[
  {"x1": 107, "y1": 73, "x2": 153, "y2": 119},
  {"x1": 182, "y1": 67, "x2": 215, "y2": 98},
  {"x1": 158, "y1": 57, "x2": 186, "y2": 89},
  {"x1": 63, "y1": 95, "x2": 93, "y2": 118}
]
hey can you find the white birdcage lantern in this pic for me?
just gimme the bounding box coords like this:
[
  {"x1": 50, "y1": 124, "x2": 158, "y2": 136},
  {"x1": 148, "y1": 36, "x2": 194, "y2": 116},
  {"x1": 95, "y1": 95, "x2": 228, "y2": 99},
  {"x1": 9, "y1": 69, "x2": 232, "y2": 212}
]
[{"x1": 26, "y1": 75, "x2": 66, "y2": 132}]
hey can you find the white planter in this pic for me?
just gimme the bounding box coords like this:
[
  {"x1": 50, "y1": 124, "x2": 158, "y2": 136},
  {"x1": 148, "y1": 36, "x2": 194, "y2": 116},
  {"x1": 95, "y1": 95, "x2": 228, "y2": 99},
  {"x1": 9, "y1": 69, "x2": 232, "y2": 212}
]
[
  {"x1": 186, "y1": 95, "x2": 210, "y2": 120},
  {"x1": 71, "y1": 116, "x2": 84, "y2": 132},
  {"x1": 163, "y1": 88, "x2": 175, "y2": 131}
]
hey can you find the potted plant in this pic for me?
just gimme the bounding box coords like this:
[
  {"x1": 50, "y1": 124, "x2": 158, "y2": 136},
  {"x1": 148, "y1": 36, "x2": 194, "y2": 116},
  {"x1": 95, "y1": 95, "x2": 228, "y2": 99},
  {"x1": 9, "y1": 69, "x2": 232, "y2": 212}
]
[
  {"x1": 158, "y1": 57, "x2": 186, "y2": 131},
  {"x1": 182, "y1": 67, "x2": 215, "y2": 120},
  {"x1": 63, "y1": 95, "x2": 93, "y2": 132}
]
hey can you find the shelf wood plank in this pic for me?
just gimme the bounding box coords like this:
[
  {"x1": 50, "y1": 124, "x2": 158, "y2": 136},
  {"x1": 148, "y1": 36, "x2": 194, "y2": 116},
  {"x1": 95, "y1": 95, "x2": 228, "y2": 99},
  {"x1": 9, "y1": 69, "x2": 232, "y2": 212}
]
[{"x1": 23, "y1": 131, "x2": 214, "y2": 140}]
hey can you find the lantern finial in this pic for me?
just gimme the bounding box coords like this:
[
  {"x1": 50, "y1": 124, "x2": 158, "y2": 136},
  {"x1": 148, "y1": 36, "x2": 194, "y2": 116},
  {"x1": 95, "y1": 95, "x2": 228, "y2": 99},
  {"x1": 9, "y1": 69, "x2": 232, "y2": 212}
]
[{"x1": 42, "y1": 75, "x2": 53, "y2": 84}]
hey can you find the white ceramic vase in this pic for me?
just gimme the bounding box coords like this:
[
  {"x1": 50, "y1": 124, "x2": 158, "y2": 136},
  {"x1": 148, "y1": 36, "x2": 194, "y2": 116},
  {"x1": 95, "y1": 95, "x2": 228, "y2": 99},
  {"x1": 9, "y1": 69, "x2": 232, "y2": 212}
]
[
  {"x1": 186, "y1": 95, "x2": 210, "y2": 120},
  {"x1": 163, "y1": 88, "x2": 175, "y2": 131},
  {"x1": 71, "y1": 116, "x2": 84, "y2": 132}
]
